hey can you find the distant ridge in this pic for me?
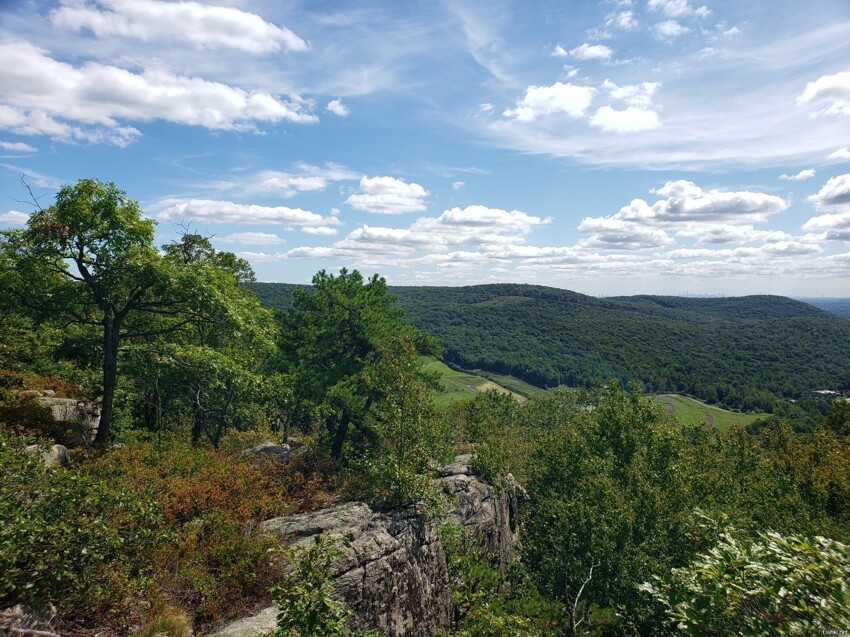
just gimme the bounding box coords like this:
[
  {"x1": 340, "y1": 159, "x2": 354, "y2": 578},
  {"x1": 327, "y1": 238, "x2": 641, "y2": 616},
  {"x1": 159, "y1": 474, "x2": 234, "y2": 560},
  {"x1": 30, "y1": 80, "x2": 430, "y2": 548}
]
[{"x1": 252, "y1": 282, "x2": 850, "y2": 412}]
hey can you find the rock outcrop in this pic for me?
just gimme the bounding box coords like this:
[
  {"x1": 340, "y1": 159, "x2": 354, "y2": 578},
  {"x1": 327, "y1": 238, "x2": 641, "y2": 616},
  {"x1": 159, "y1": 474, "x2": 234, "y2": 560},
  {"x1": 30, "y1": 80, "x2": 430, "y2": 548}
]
[
  {"x1": 209, "y1": 455, "x2": 523, "y2": 637},
  {"x1": 24, "y1": 443, "x2": 70, "y2": 468}
]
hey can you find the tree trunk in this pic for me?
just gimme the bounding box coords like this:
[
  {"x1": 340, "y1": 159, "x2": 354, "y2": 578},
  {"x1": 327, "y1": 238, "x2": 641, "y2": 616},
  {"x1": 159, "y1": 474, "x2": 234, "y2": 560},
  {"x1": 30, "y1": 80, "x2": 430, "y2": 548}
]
[{"x1": 94, "y1": 314, "x2": 120, "y2": 445}]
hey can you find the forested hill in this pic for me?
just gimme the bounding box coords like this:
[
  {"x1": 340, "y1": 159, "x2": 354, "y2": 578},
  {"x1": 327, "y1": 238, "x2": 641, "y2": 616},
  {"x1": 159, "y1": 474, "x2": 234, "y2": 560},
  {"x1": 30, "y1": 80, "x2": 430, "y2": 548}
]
[{"x1": 251, "y1": 282, "x2": 850, "y2": 411}]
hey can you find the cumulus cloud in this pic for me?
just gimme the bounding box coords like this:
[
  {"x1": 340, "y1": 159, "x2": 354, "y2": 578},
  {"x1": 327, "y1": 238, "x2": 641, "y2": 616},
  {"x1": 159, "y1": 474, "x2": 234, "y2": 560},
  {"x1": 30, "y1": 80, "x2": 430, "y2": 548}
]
[
  {"x1": 807, "y1": 173, "x2": 850, "y2": 210},
  {"x1": 51, "y1": 0, "x2": 307, "y2": 54},
  {"x1": 803, "y1": 210, "x2": 850, "y2": 241},
  {"x1": 0, "y1": 141, "x2": 36, "y2": 152},
  {"x1": 650, "y1": 180, "x2": 787, "y2": 222},
  {"x1": 829, "y1": 148, "x2": 850, "y2": 160},
  {"x1": 0, "y1": 210, "x2": 29, "y2": 225},
  {"x1": 551, "y1": 45, "x2": 568, "y2": 57},
  {"x1": 217, "y1": 232, "x2": 286, "y2": 245},
  {"x1": 271, "y1": 204, "x2": 550, "y2": 263},
  {"x1": 153, "y1": 198, "x2": 337, "y2": 228},
  {"x1": 0, "y1": 41, "x2": 316, "y2": 145},
  {"x1": 326, "y1": 99, "x2": 349, "y2": 116},
  {"x1": 654, "y1": 20, "x2": 690, "y2": 40},
  {"x1": 576, "y1": 181, "x2": 787, "y2": 251},
  {"x1": 345, "y1": 176, "x2": 429, "y2": 214},
  {"x1": 452, "y1": 181, "x2": 465, "y2": 190},
  {"x1": 504, "y1": 82, "x2": 595, "y2": 121},
  {"x1": 578, "y1": 216, "x2": 674, "y2": 249},
  {"x1": 797, "y1": 71, "x2": 850, "y2": 117},
  {"x1": 302, "y1": 226, "x2": 339, "y2": 236},
  {"x1": 647, "y1": 0, "x2": 710, "y2": 18},
  {"x1": 779, "y1": 169, "x2": 816, "y2": 181},
  {"x1": 568, "y1": 43, "x2": 614, "y2": 60},
  {"x1": 590, "y1": 105, "x2": 660, "y2": 132}
]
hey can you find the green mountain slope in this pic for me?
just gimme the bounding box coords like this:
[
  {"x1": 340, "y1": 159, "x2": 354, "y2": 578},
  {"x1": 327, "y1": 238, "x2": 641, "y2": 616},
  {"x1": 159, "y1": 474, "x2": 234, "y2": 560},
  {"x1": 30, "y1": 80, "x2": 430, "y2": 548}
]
[{"x1": 252, "y1": 282, "x2": 850, "y2": 411}]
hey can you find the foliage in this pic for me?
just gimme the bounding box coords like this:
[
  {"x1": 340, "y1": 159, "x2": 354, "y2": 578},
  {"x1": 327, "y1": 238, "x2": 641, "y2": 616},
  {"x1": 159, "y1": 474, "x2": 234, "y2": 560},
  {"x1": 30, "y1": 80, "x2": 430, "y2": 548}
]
[
  {"x1": 253, "y1": 282, "x2": 850, "y2": 414},
  {"x1": 270, "y1": 535, "x2": 383, "y2": 637},
  {"x1": 438, "y1": 523, "x2": 560, "y2": 637},
  {"x1": 0, "y1": 427, "x2": 164, "y2": 624},
  {"x1": 278, "y1": 269, "x2": 445, "y2": 506},
  {"x1": 642, "y1": 517, "x2": 850, "y2": 636},
  {"x1": 1, "y1": 180, "x2": 274, "y2": 444}
]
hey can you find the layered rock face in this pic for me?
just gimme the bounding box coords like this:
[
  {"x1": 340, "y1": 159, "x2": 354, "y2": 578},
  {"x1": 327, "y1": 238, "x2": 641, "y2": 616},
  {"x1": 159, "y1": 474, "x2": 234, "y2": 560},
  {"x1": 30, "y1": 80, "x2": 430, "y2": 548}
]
[{"x1": 209, "y1": 455, "x2": 524, "y2": 637}]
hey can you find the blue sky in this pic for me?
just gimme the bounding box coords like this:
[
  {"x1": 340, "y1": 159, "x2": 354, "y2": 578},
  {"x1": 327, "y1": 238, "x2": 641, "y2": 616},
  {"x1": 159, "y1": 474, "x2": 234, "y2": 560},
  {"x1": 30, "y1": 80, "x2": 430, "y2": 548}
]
[{"x1": 1, "y1": 0, "x2": 849, "y2": 296}]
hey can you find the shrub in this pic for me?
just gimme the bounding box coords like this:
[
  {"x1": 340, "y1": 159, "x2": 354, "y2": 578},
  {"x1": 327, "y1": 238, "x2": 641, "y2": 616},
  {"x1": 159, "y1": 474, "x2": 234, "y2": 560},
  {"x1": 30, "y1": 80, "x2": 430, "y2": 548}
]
[
  {"x1": 270, "y1": 535, "x2": 383, "y2": 637},
  {"x1": 642, "y1": 519, "x2": 850, "y2": 635},
  {"x1": 0, "y1": 427, "x2": 164, "y2": 626}
]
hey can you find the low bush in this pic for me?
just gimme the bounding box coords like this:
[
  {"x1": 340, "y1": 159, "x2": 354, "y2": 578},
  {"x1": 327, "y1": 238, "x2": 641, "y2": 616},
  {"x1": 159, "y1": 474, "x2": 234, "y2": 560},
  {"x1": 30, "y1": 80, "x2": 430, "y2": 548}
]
[{"x1": 0, "y1": 427, "x2": 164, "y2": 628}]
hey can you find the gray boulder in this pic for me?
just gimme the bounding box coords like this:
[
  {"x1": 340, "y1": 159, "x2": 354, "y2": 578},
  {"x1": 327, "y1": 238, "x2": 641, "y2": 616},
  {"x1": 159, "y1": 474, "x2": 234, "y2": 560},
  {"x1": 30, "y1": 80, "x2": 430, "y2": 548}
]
[
  {"x1": 209, "y1": 455, "x2": 525, "y2": 637},
  {"x1": 244, "y1": 441, "x2": 291, "y2": 462},
  {"x1": 24, "y1": 444, "x2": 69, "y2": 468}
]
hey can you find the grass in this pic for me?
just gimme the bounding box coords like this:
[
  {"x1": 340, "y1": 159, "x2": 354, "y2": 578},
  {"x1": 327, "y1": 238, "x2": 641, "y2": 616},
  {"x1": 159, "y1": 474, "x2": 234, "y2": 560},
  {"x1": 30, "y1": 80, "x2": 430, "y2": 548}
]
[
  {"x1": 466, "y1": 369, "x2": 550, "y2": 399},
  {"x1": 654, "y1": 393, "x2": 768, "y2": 432},
  {"x1": 419, "y1": 357, "x2": 526, "y2": 407}
]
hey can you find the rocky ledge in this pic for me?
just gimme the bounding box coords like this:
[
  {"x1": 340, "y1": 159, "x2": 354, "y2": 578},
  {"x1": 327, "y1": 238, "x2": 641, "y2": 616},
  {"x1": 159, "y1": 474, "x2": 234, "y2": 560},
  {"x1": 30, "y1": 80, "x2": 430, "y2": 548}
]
[{"x1": 209, "y1": 454, "x2": 525, "y2": 637}]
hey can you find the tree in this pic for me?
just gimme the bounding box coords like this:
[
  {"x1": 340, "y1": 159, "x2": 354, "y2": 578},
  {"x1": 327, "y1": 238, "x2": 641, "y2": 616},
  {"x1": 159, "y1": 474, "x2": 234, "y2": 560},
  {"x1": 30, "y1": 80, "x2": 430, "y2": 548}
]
[
  {"x1": 278, "y1": 269, "x2": 440, "y2": 461},
  {"x1": 642, "y1": 518, "x2": 850, "y2": 635},
  {"x1": 0, "y1": 179, "x2": 240, "y2": 443}
]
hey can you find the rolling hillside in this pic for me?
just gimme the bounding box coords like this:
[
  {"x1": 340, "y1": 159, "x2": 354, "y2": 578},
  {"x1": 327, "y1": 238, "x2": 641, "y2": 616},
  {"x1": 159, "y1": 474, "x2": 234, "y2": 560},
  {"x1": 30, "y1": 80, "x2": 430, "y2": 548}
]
[{"x1": 252, "y1": 282, "x2": 850, "y2": 412}]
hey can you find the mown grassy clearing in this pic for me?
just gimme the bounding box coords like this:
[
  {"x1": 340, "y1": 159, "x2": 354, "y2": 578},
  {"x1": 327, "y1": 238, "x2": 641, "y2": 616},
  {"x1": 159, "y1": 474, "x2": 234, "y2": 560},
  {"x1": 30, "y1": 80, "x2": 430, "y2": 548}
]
[
  {"x1": 654, "y1": 393, "x2": 767, "y2": 432},
  {"x1": 466, "y1": 368, "x2": 550, "y2": 399},
  {"x1": 419, "y1": 357, "x2": 526, "y2": 406}
]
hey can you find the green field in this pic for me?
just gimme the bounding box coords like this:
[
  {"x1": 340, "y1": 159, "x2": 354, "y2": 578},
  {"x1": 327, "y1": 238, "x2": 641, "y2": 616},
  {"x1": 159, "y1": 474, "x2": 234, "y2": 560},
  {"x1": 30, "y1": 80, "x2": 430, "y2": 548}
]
[
  {"x1": 419, "y1": 357, "x2": 526, "y2": 407},
  {"x1": 465, "y1": 368, "x2": 550, "y2": 399},
  {"x1": 654, "y1": 393, "x2": 768, "y2": 432}
]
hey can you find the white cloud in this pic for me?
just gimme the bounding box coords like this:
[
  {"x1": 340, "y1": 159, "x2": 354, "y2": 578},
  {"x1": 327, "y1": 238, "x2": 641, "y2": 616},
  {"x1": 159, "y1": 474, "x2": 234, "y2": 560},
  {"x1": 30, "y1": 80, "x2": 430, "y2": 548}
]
[
  {"x1": 647, "y1": 0, "x2": 710, "y2": 18},
  {"x1": 452, "y1": 181, "x2": 465, "y2": 190},
  {"x1": 722, "y1": 26, "x2": 742, "y2": 38},
  {"x1": 606, "y1": 11, "x2": 638, "y2": 30},
  {"x1": 650, "y1": 180, "x2": 787, "y2": 222},
  {"x1": 779, "y1": 169, "x2": 816, "y2": 181},
  {"x1": 242, "y1": 163, "x2": 359, "y2": 197},
  {"x1": 479, "y1": 103, "x2": 494, "y2": 113},
  {"x1": 0, "y1": 41, "x2": 316, "y2": 145},
  {"x1": 326, "y1": 99, "x2": 349, "y2": 116},
  {"x1": 153, "y1": 198, "x2": 337, "y2": 228},
  {"x1": 803, "y1": 210, "x2": 850, "y2": 241},
  {"x1": 578, "y1": 216, "x2": 674, "y2": 249},
  {"x1": 272, "y1": 204, "x2": 550, "y2": 263},
  {"x1": 0, "y1": 210, "x2": 29, "y2": 225},
  {"x1": 217, "y1": 232, "x2": 286, "y2": 245},
  {"x1": 0, "y1": 104, "x2": 141, "y2": 146},
  {"x1": 575, "y1": 181, "x2": 787, "y2": 252},
  {"x1": 829, "y1": 148, "x2": 850, "y2": 160},
  {"x1": 807, "y1": 173, "x2": 850, "y2": 210},
  {"x1": 302, "y1": 226, "x2": 339, "y2": 236},
  {"x1": 345, "y1": 176, "x2": 429, "y2": 214},
  {"x1": 0, "y1": 141, "x2": 36, "y2": 152},
  {"x1": 51, "y1": 0, "x2": 308, "y2": 54},
  {"x1": 551, "y1": 45, "x2": 568, "y2": 58},
  {"x1": 568, "y1": 43, "x2": 614, "y2": 60},
  {"x1": 504, "y1": 82, "x2": 595, "y2": 121},
  {"x1": 590, "y1": 106, "x2": 660, "y2": 132},
  {"x1": 601, "y1": 80, "x2": 660, "y2": 107},
  {"x1": 654, "y1": 20, "x2": 690, "y2": 40},
  {"x1": 797, "y1": 71, "x2": 850, "y2": 117}
]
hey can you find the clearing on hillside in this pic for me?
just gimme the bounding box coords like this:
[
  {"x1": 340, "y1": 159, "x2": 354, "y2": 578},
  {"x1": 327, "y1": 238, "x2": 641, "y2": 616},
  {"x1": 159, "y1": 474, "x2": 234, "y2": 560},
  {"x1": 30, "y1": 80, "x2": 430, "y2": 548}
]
[
  {"x1": 654, "y1": 393, "x2": 767, "y2": 432},
  {"x1": 419, "y1": 357, "x2": 526, "y2": 407}
]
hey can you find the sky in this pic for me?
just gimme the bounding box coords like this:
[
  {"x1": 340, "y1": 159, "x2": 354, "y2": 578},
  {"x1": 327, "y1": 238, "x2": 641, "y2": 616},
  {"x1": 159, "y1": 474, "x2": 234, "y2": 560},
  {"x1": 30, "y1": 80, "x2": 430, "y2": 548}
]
[{"x1": 0, "y1": 0, "x2": 849, "y2": 297}]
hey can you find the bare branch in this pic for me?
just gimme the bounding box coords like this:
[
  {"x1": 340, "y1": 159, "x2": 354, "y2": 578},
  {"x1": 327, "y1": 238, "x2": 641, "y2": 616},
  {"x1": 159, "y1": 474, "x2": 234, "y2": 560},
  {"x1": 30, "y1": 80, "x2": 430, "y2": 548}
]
[{"x1": 13, "y1": 174, "x2": 48, "y2": 212}]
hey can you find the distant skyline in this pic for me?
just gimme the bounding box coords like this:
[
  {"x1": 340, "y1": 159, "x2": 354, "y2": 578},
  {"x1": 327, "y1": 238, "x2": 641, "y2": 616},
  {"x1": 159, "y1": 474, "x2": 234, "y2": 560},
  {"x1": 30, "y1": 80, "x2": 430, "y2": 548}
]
[{"x1": 1, "y1": 0, "x2": 849, "y2": 296}]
